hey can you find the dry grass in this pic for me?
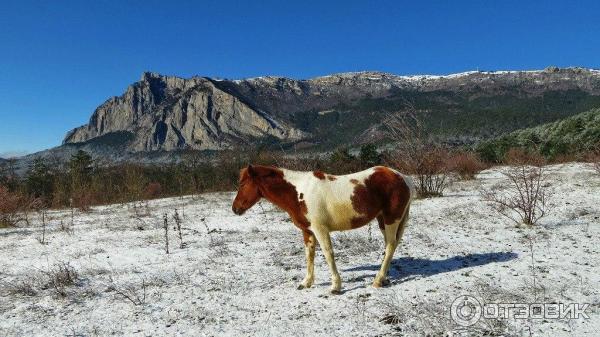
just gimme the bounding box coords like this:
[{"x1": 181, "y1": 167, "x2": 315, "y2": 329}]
[
  {"x1": 377, "y1": 290, "x2": 514, "y2": 336},
  {"x1": 1, "y1": 262, "x2": 80, "y2": 299},
  {"x1": 333, "y1": 231, "x2": 381, "y2": 256},
  {"x1": 107, "y1": 276, "x2": 147, "y2": 306}
]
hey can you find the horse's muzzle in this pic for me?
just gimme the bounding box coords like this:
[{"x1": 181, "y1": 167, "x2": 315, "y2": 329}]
[{"x1": 232, "y1": 206, "x2": 245, "y2": 215}]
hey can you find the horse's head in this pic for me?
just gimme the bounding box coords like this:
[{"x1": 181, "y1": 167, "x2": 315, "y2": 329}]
[{"x1": 232, "y1": 165, "x2": 263, "y2": 215}]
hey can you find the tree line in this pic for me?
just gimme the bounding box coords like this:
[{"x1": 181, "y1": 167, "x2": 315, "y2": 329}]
[{"x1": 0, "y1": 145, "x2": 389, "y2": 212}]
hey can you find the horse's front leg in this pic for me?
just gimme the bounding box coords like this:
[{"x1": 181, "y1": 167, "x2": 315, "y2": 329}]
[
  {"x1": 313, "y1": 227, "x2": 342, "y2": 294},
  {"x1": 298, "y1": 230, "x2": 316, "y2": 289}
]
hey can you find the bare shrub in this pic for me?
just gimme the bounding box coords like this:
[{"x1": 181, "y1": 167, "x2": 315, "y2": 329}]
[
  {"x1": 163, "y1": 213, "x2": 169, "y2": 254},
  {"x1": 72, "y1": 190, "x2": 94, "y2": 212},
  {"x1": 144, "y1": 182, "x2": 163, "y2": 199},
  {"x1": 481, "y1": 164, "x2": 552, "y2": 226},
  {"x1": 41, "y1": 262, "x2": 80, "y2": 297},
  {"x1": 503, "y1": 147, "x2": 545, "y2": 166},
  {"x1": 446, "y1": 151, "x2": 487, "y2": 180},
  {"x1": 124, "y1": 165, "x2": 148, "y2": 202},
  {"x1": 277, "y1": 153, "x2": 322, "y2": 172},
  {"x1": 37, "y1": 209, "x2": 48, "y2": 244},
  {"x1": 385, "y1": 108, "x2": 451, "y2": 197},
  {"x1": 0, "y1": 186, "x2": 26, "y2": 227},
  {"x1": 173, "y1": 209, "x2": 184, "y2": 249},
  {"x1": 107, "y1": 276, "x2": 147, "y2": 306},
  {"x1": 208, "y1": 236, "x2": 233, "y2": 259},
  {"x1": 0, "y1": 278, "x2": 38, "y2": 297},
  {"x1": 130, "y1": 200, "x2": 150, "y2": 219}
]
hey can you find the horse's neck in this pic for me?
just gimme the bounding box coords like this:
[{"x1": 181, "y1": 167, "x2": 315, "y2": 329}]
[{"x1": 258, "y1": 170, "x2": 307, "y2": 210}]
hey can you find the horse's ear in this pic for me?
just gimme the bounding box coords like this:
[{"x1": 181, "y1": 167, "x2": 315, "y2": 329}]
[{"x1": 247, "y1": 164, "x2": 256, "y2": 177}]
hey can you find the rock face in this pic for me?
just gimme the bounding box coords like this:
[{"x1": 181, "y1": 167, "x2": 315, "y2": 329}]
[
  {"x1": 64, "y1": 67, "x2": 600, "y2": 151},
  {"x1": 64, "y1": 72, "x2": 307, "y2": 151}
]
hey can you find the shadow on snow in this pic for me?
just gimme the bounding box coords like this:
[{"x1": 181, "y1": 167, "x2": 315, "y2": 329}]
[{"x1": 343, "y1": 251, "x2": 518, "y2": 283}]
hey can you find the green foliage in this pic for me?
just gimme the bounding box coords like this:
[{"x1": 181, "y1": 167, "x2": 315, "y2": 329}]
[
  {"x1": 359, "y1": 144, "x2": 381, "y2": 167},
  {"x1": 477, "y1": 108, "x2": 600, "y2": 161},
  {"x1": 292, "y1": 89, "x2": 600, "y2": 149},
  {"x1": 69, "y1": 150, "x2": 93, "y2": 191},
  {"x1": 25, "y1": 158, "x2": 53, "y2": 200}
]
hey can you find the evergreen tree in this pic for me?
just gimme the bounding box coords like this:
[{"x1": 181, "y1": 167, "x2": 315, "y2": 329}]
[
  {"x1": 69, "y1": 150, "x2": 93, "y2": 192},
  {"x1": 359, "y1": 144, "x2": 381, "y2": 167},
  {"x1": 25, "y1": 158, "x2": 53, "y2": 200}
]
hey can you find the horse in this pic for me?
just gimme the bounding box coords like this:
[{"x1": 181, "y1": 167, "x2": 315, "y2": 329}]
[{"x1": 232, "y1": 164, "x2": 415, "y2": 294}]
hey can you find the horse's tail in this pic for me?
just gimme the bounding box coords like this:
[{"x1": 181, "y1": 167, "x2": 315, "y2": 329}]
[{"x1": 403, "y1": 174, "x2": 417, "y2": 201}]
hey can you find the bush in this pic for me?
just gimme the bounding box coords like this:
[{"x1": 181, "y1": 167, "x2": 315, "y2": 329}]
[
  {"x1": 385, "y1": 109, "x2": 451, "y2": 197},
  {"x1": 446, "y1": 151, "x2": 487, "y2": 180},
  {"x1": 41, "y1": 262, "x2": 80, "y2": 297},
  {"x1": 72, "y1": 190, "x2": 94, "y2": 212},
  {"x1": 503, "y1": 148, "x2": 545, "y2": 166},
  {"x1": 144, "y1": 182, "x2": 163, "y2": 199},
  {"x1": 481, "y1": 163, "x2": 551, "y2": 226},
  {"x1": 0, "y1": 186, "x2": 26, "y2": 227}
]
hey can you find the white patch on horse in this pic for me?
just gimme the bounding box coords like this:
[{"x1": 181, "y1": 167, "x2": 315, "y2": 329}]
[{"x1": 281, "y1": 167, "x2": 378, "y2": 231}]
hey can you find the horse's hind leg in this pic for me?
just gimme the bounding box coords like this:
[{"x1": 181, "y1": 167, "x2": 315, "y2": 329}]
[
  {"x1": 298, "y1": 231, "x2": 316, "y2": 289},
  {"x1": 373, "y1": 219, "x2": 400, "y2": 288},
  {"x1": 373, "y1": 206, "x2": 410, "y2": 288}
]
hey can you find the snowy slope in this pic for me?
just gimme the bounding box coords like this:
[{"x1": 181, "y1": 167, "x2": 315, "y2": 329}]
[{"x1": 0, "y1": 163, "x2": 599, "y2": 336}]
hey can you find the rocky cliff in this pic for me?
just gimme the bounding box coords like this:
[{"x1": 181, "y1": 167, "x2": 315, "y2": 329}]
[
  {"x1": 64, "y1": 67, "x2": 600, "y2": 152},
  {"x1": 64, "y1": 72, "x2": 307, "y2": 151}
]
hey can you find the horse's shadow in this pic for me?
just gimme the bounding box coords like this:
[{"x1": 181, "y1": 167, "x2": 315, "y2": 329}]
[{"x1": 343, "y1": 251, "x2": 518, "y2": 285}]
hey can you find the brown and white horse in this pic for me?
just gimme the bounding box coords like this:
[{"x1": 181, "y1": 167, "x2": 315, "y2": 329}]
[{"x1": 232, "y1": 165, "x2": 415, "y2": 293}]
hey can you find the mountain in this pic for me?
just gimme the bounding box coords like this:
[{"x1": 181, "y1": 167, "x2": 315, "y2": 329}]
[
  {"x1": 477, "y1": 107, "x2": 600, "y2": 161},
  {"x1": 63, "y1": 67, "x2": 600, "y2": 154}
]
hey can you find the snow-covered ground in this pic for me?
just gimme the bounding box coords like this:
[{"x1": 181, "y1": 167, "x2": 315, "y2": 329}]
[{"x1": 1, "y1": 163, "x2": 599, "y2": 336}]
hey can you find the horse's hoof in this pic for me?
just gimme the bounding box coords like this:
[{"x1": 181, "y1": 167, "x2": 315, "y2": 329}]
[
  {"x1": 330, "y1": 289, "x2": 342, "y2": 295},
  {"x1": 373, "y1": 278, "x2": 390, "y2": 288}
]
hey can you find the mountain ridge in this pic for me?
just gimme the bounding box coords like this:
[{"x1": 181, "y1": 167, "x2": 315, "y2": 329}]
[{"x1": 62, "y1": 66, "x2": 600, "y2": 154}]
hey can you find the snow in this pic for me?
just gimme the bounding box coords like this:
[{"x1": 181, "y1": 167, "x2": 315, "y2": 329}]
[{"x1": 1, "y1": 163, "x2": 599, "y2": 336}]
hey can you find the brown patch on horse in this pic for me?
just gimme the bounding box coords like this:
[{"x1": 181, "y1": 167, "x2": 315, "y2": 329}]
[
  {"x1": 299, "y1": 193, "x2": 304, "y2": 199},
  {"x1": 350, "y1": 182, "x2": 382, "y2": 228},
  {"x1": 251, "y1": 165, "x2": 311, "y2": 231},
  {"x1": 327, "y1": 175, "x2": 337, "y2": 181},
  {"x1": 350, "y1": 167, "x2": 411, "y2": 227},
  {"x1": 350, "y1": 179, "x2": 359, "y2": 184},
  {"x1": 313, "y1": 170, "x2": 326, "y2": 180}
]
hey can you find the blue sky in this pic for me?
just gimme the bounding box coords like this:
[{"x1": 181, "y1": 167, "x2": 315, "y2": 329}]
[{"x1": 1, "y1": 0, "x2": 600, "y2": 156}]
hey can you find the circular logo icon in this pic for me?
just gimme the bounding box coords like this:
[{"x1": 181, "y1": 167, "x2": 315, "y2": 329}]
[{"x1": 451, "y1": 295, "x2": 482, "y2": 326}]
